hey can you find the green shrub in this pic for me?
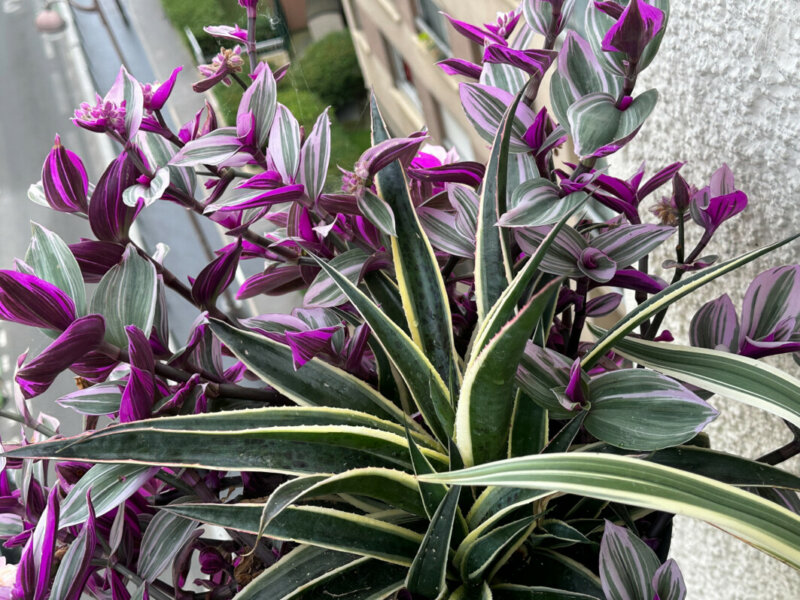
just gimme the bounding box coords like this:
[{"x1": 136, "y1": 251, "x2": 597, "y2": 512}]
[
  {"x1": 294, "y1": 31, "x2": 365, "y2": 110},
  {"x1": 162, "y1": 0, "x2": 272, "y2": 59}
]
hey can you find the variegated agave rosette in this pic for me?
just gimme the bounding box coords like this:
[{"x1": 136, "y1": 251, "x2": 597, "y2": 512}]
[{"x1": 2, "y1": 0, "x2": 800, "y2": 598}]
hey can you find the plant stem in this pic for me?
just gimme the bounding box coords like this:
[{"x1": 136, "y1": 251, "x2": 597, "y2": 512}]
[
  {"x1": 566, "y1": 278, "x2": 589, "y2": 357},
  {"x1": 231, "y1": 72, "x2": 249, "y2": 91},
  {"x1": 246, "y1": 15, "x2": 258, "y2": 72},
  {"x1": 0, "y1": 410, "x2": 57, "y2": 437}
]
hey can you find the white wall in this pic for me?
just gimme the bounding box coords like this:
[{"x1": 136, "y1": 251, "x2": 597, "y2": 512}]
[{"x1": 612, "y1": 2, "x2": 800, "y2": 597}]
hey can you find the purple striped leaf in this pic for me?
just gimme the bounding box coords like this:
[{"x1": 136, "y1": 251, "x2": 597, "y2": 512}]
[
  {"x1": 651, "y1": 559, "x2": 686, "y2": 600},
  {"x1": 120, "y1": 66, "x2": 144, "y2": 139},
  {"x1": 191, "y1": 238, "x2": 242, "y2": 308},
  {"x1": 500, "y1": 178, "x2": 583, "y2": 228},
  {"x1": 586, "y1": 0, "x2": 670, "y2": 77},
  {"x1": 268, "y1": 103, "x2": 302, "y2": 182},
  {"x1": 89, "y1": 152, "x2": 142, "y2": 243},
  {"x1": 49, "y1": 492, "x2": 97, "y2": 600},
  {"x1": 438, "y1": 58, "x2": 482, "y2": 80},
  {"x1": 57, "y1": 380, "x2": 124, "y2": 415},
  {"x1": 516, "y1": 225, "x2": 587, "y2": 277},
  {"x1": 357, "y1": 190, "x2": 396, "y2": 237},
  {"x1": 516, "y1": 342, "x2": 575, "y2": 419},
  {"x1": 690, "y1": 294, "x2": 740, "y2": 352},
  {"x1": 237, "y1": 264, "x2": 307, "y2": 299},
  {"x1": 16, "y1": 315, "x2": 105, "y2": 399},
  {"x1": 206, "y1": 183, "x2": 305, "y2": 212},
  {"x1": 304, "y1": 248, "x2": 370, "y2": 308},
  {"x1": 169, "y1": 127, "x2": 243, "y2": 167},
  {"x1": 442, "y1": 12, "x2": 506, "y2": 45},
  {"x1": 522, "y1": 0, "x2": 577, "y2": 38},
  {"x1": 600, "y1": 521, "x2": 661, "y2": 600},
  {"x1": 120, "y1": 326, "x2": 156, "y2": 422},
  {"x1": 601, "y1": 0, "x2": 665, "y2": 60},
  {"x1": 26, "y1": 223, "x2": 87, "y2": 316},
  {"x1": 604, "y1": 269, "x2": 666, "y2": 295},
  {"x1": 447, "y1": 183, "x2": 479, "y2": 240},
  {"x1": 89, "y1": 245, "x2": 157, "y2": 348},
  {"x1": 238, "y1": 62, "x2": 277, "y2": 148},
  {"x1": 739, "y1": 266, "x2": 800, "y2": 356},
  {"x1": 137, "y1": 506, "x2": 198, "y2": 583},
  {"x1": 408, "y1": 161, "x2": 485, "y2": 188},
  {"x1": 567, "y1": 90, "x2": 658, "y2": 159},
  {"x1": 0, "y1": 270, "x2": 76, "y2": 331},
  {"x1": 690, "y1": 189, "x2": 747, "y2": 235},
  {"x1": 419, "y1": 208, "x2": 475, "y2": 258},
  {"x1": 16, "y1": 486, "x2": 59, "y2": 600},
  {"x1": 59, "y1": 463, "x2": 157, "y2": 527},
  {"x1": 550, "y1": 30, "x2": 622, "y2": 129},
  {"x1": 586, "y1": 292, "x2": 623, "y2": 317},
  {"x1": 483, "y1": 44, "x2": 557, "y2": 78},
  {"x1": 459, "y1": 83, "x2": 536, "y2": 152},
  {"x1": 285, "y1": 325, "x2": 341, "y2": 369},
  {"x1": 578, "y1": 247, "x2": 617, "y2": 282},
  {"x1": 40, "y1": 135, "x2": 88, "y2": 213},
  {"x1": 122, "y1": 167, "x2": 169, "y2": 208},
  {"x1": 593, "y1": 224, "x2": 675, "y2": 269},
  {"x1": 299, "y1": 108, "x2": 331, "y2": 202},
  {"x1": 69, "y1": 240, "x2": 125, "y2": 283},
  {"x1": 586, "y1": 369, "x2": 718, "y2": 451}
]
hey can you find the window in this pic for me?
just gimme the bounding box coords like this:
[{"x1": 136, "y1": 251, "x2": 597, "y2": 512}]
[
  {"x1": 388, "y1": 44, "x2": 421, "y2": 109},
  {"x1": 415, "y1": 0, "x2": 450, "y2": 57},
  {"x1": 440, "y1": 106, "x2": 475, "y2": 161}
]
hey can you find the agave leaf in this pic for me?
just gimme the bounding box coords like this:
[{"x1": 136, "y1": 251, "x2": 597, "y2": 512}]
[
  {"x1": 582, "y1": 232, "x2": 800, "y2": 368},
  {"x1": 457, "y1": 278, "x2": 562, "y2": 466},
  {"x1": 421, "y1": 453, "x2": 800, "y2": 569},
  {"x1": 369, "y1": 95, "x2": 459, "y2": 385},
  {"x1": 166, "y1": 503, "x2": 422, "y2": 566},
  {"x1": 406, "y1": 485, "x2": 462, "y2": 598},
  {"x1": 457, "y1": 515, "x2": 536, "y2": 582},
  {"x1": 508, "y1": 391, "x2": 548, "y2": 458},
  {"x1": 492, "y1": 584, "x2": 600, "y2": 599},
  {"x1": 595, "y1": 327, "x2": 800, "y2": 432},
  {"x1": 261, "y1": 468, "x2": 427, "y2": 535},
  {"x1": 474, "y1": 87, "x2": 525, "y2": 321},
  {"x1": 276, "y1": 555, "x2": 406, "y2": 599},
  {"x1": 474, "y1": 199, "x2": 585, "y2": 356},
  {"x1": 5, "y1": 407, "x2": 448, "y2": 474},
  {"x1": 209, "y1": 320, "x2": 424, "y2": 435},
  {"x1": 234, "y1": 546, "x2": 357, "y2": 600},
  {"x1": 311, "y1": 254, "x2": 454, "y2": 444}
]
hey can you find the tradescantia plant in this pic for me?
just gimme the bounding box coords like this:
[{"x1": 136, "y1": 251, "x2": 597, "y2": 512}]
[{"x1": 3, "y1": 0, "x2": 800, "y2": 597}]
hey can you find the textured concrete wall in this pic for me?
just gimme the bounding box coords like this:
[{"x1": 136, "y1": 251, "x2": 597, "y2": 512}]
[{"x1": 612, "y1": 2, "x2": 800, "y2": 597}]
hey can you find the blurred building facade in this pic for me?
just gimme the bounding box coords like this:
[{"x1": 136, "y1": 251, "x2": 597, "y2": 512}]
[{"x1": 341, "y1": 0, "x2": 518, "y2": 160}]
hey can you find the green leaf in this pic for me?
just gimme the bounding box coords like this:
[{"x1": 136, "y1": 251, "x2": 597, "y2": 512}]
[
  {"x1": 359, "y1": 190, "x2": 397, "y2": 237},
  {"x1": 370, "y1": 95, "x2": 459, "y2": 386},
  {"x1": 457, "y1": 278, "x2": 562, "y2": 466},
  {"x1": 467, "y1": 485, "x2": 551, "y2": 532},
  {"x1": 26, "y1": 223, "x2": 87, "y2": 316},
  {"x1": 598, "y1": 330, "x2": 800, "y2": 432},
  {"x1": 311, "y1": 254, "x2": 454, "y2": 444},
  {"x1": 209, "y1": 320, "x2": 420, "y2": 434},
  {"x1": 584, "y1": 369, "x2": 718, "y2": 451},
  {"x1": 5, "y1": 406, "x2": 448, "y2": 474},
  {"x1": 138, "y1": 504, "x2": 198, "y2": 582},
  {"x1": 457, "y1": 515, "x2": 535, "y2": 582},
  {"x1": 166, "y1": 503, "x2": 423, "y2": 566},
  {"x1": 449, "y1": 581, "x2": 494, "y2": 600},
  {"x1": 421, "y1": 452, "x2": 800, "y2": 569},
  {"x1": 474, "y1": 87, "x2": 525, "y2": 321},
  {"x1": 459, "y1": 83, "x2": 532, "y2": 153},
  {"x1": 567, "y1": 91, "x2": 658, "y2": 159},
  {"x1": 89, "y1": 244, "x2": 157, "y2": 347},
  {"x1": 582, "y1": 232, "x2": 800, "y2": 368},
  {"x1": 138, "y1": 131, "x2": 196, "y2": 198},
  {"x1": 59, "y1": 463, "x2": 157, "y2": 527},
  {"x1": 406, "y1": 485, "x2": 461, "y2": 598}
]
